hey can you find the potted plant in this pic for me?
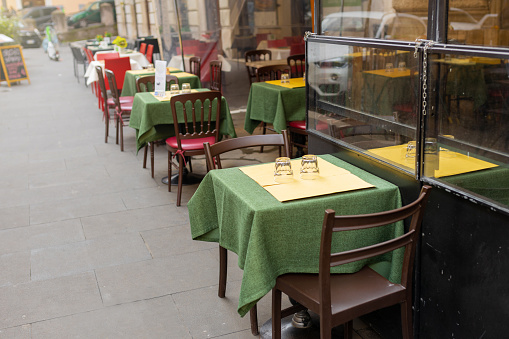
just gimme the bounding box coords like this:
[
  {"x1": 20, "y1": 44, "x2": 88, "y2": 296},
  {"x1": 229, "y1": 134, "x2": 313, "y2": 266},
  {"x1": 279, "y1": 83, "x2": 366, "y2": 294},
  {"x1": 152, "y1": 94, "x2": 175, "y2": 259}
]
[{"x1": 113, "y1": 36, "x2": 127, "y2": 53}]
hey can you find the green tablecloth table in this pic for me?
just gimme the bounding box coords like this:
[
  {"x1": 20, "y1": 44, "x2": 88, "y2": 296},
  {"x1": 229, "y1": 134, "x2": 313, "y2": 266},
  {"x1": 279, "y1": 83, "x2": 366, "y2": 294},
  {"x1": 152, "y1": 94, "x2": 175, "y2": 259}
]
[
  {"x1": 244, "y1": 82, "x2": 306, "y2": 134},
  {"x1": 362, "y1": 69, "x2": 411, "y2": 116},
  {"x1": 128, "y1": 89, "x2": 237, "y2": 152},
  {"x1": 120, "y1": 70, "x2": 200, "y2": 97},
  {"x1": 188, "y1": 154, "x2": 404, "y2": 316}
]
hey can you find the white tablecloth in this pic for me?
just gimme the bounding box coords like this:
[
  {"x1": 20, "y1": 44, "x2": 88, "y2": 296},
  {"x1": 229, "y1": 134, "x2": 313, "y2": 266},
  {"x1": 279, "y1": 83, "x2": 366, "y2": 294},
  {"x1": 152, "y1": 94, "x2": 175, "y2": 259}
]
[
  {"x1": 93, "y1": 50, "x2": 149, "y2": 67},
  {"x1": 84, "y1": 59, "x2": 141, "y2": 85}
]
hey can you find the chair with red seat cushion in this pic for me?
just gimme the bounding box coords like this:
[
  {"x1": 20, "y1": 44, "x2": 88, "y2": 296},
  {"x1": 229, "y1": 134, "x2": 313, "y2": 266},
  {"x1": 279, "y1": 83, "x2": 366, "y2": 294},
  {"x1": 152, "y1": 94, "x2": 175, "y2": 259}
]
[
  {"x1": 105, "y1": 69, "x2": 133, "y2": 151},
  {"x1": 95, "y1": 52, "x2": 120, "y2": 61},
  {"x1": 287, "y1": 119, "x2": 329, "y2": 158},
  {"x1": 146, "y1": 44, "x2": 154, "y2": 64},
  {"x1": 139, "y1": 43, "x2": 147, "y2": 55},
  {"x1": 95, "y1": 66, "x2": 134, "y2": 143},
  {"x1": 272, "y1": 185, "x2": 432, "y2": 339},
  {"x1": 166, "y1": 91, "x2": 222, "y2": 206},
  {"x1": 104, "y1": 57, "x2": 131, "y2": 92}
]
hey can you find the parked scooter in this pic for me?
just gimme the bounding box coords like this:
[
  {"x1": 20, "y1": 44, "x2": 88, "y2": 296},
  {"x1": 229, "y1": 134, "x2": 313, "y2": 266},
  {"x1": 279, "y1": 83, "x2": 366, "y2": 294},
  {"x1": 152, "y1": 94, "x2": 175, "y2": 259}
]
[{"x1": 43, "y1": 25, "x2": 60, "y2": 61}]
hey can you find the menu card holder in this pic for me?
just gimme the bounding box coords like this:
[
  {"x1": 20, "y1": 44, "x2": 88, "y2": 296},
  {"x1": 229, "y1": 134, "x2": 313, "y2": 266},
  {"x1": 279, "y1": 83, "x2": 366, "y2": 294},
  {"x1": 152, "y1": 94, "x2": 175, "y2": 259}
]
[{"x1": 153, "y1": 60, "x2": 167, "y2": 97}]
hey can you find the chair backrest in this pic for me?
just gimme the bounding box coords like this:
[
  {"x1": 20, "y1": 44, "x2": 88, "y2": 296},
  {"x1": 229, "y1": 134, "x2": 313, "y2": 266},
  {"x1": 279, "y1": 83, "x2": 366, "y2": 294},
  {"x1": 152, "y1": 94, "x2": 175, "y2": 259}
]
[
  {"x1": 105, "y1": 69, "x2": 121, "y2": 109},
  {"x1": 139, "y1": 43, "x2": 147, "y2": 55},
  {"x1": 83, "y1": 47, "x2": 94, "y2": 63},
  {"x1": 104, "y1": 57, "x2": 131, "y2": 90},
  {"x1": 95, "y1": 66, "x2": 108, "y2": 113},
  {"x1": 204, "y1": 131, "x2": 290, "y2": 171},
  {"x1": 70, "y1": 46, "x2": 86, "y2": 64},
  {"x1": 136, "y1": 74, "x2": 180, "y2": 92},
  {"x1": 245, "y1": 49, "x2": 272, "y2": 84},
  {"x1": 209, "y1": 60, "x2": 222, "y2": 92},
  {"x1": 256, "y1": 65, "x2": 291, "y2": 82},
  {"x1": 146, "y1": 44, "x2": 154, "y2": 63},
  {"x1": 318, "y1": 185, "x2": 432, "y2": 309},
  {"x1": 169, "y1": 91, "x2": 222, "y2": 149},
  {"x1": 287, "y1": 54, "x2": 305, "y2": 78},
  {"x1": 96, "y1": 52, "x2": 120, "y2": 61},
  {"x1": 189, "y1": 56, "x2": 201, "y2": 79}
]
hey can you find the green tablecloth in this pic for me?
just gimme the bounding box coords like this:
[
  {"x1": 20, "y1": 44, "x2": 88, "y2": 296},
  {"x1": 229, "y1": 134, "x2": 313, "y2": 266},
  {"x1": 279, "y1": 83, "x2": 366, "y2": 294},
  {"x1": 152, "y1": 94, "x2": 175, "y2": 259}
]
[
  {"x1": 120, "y1": 70, "x2": 200, "y2": 97},
  {"x1": 362, "y1": 72, "x2": 411, "y2": 116},
  {"x1": 244, "y1": 82, "x2": 306, "y2": 134},
  {"x1": 128, "y1": 89, "x2": 237, "y2": 152},
  {"x1": 188, "y1": 154, "x2": 404, "y2": 316}
]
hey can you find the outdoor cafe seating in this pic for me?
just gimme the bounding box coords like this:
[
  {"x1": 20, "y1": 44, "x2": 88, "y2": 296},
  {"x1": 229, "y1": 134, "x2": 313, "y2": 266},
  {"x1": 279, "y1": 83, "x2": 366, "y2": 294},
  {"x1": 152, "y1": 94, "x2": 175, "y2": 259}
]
[{"x1": 105, "y1": 69, "x2": 133, "y2": 152}]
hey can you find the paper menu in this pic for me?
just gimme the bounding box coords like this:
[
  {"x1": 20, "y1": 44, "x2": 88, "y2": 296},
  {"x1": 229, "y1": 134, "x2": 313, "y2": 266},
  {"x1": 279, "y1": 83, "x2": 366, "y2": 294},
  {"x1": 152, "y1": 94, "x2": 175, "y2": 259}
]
[{"x1": 154, "y1": 60, "x2": 167, "y2": 97}]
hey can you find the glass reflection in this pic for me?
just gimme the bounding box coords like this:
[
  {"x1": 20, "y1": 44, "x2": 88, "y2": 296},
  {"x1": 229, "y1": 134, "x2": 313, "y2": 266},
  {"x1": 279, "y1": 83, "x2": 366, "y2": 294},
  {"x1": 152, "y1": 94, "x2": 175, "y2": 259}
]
[
  {"x1": 307, "y1": 43, "x2": 418, "y2": 174},
  {"x1": 426, "y1": 53, "x2": 509, "y2": 207}
]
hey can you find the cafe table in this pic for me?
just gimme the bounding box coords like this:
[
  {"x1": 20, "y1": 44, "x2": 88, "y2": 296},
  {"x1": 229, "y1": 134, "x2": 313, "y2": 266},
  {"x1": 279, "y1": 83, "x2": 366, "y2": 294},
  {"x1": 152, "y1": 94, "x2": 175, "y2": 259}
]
[
  {"x1": 120, "y1": 68, "x2": 200, "y2": 97},
  {"x1": 84, "y1": 59, "x2": 142, "y2": 86},
  {"x1": 86, "y1": 44, "x2": 114, "y2": 54},
  {"x1": 94, "y1": 50, "x2": 150, "y2": 68},
  {"x1": 245, "y1": 59, "x2": 289, "y2": 70},
  {"x1": 362, "y1": 68, "x2": 411, "y2": 116},
  {"x1": 188, "y1": 154, "x2": 404, "y2": 316},
  {"x1": 244, "y1": 77, "x2": 306, "y2": 134},
  {"x1": 128, "y1": 88, "x2": 237, "y2": 152}
]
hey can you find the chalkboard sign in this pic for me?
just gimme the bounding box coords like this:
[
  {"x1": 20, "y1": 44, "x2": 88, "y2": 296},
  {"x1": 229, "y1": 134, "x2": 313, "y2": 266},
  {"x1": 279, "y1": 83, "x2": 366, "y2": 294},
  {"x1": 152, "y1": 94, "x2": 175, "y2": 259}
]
[{"x1": 0, "y1": 45, "x2": 30, "y2": 86}]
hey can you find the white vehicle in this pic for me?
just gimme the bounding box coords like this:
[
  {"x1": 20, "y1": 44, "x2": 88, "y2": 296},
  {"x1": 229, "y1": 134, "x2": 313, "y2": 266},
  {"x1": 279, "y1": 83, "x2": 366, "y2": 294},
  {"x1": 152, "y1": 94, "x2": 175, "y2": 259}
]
[{"x1": 448, "y1": 8, "x2": 498, "y2": 31}]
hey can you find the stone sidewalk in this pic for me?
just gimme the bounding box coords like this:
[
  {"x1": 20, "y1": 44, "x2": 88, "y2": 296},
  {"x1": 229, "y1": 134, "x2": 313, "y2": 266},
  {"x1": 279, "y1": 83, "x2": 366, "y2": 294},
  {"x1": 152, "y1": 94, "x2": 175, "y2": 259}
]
[{"x1": 0, "y1": 46, "x2": 380, "y2": 338}]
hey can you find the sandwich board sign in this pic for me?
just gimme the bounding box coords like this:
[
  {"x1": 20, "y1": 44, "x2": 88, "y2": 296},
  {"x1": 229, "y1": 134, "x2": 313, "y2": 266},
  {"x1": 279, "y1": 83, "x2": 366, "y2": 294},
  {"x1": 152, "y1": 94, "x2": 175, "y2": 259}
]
[{"x1": 0, "y1": 45, "x2": 30, "y2": 87}]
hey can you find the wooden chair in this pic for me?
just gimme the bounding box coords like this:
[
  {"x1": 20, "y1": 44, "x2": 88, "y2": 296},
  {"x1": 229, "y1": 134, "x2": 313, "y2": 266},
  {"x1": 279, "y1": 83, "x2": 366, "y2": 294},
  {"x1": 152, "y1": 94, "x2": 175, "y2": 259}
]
[
  {"x1": 136, "y1": 74, "x2": 180, "y2": 178},
  {"x1": 272, "y1": 185, "x2": 432, "y2": 339},
  {"x1": 203, "y1": 130, "x2": 290, "y2": 336},
  {"x1": 96, "y1": 66, "x2": 134, "y2": 143},
  {"x1": 245, "y1": 49, "x2": 272, "y2": 85},
  {"x1": 189, "y1": 56, "x2": 201, "y2": 79},
  {"x1": 209, "y1": 60, "x2": 222, "y2": 92},
  {"x1": 146, "y1": 44, "x2": 154, "y2": 64},
  {"x1": 105, "y1": 69, "x2": 133, "y2": 152},
  {"x1": 166, "y1": 91, "x2": 222, "y2": 206},
  {"x1": 287, "y1": 53, "x2": 305, "y2": 78},
  {"x1": 104, "y1": 57, "x2": 131, "y2": 92},
  {"x1": 255, "y1": 64, "x2": 291, "y2": 152}
]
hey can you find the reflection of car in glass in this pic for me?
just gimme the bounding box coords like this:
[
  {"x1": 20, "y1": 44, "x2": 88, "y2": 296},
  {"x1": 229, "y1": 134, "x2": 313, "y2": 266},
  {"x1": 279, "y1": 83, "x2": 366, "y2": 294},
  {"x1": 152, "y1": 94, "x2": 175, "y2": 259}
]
[
  {"x1": 67, "y1": 0, "x2": 115, "y2": 28},
  {"x1": 307, "y1": 45, "x2": 350, "y2": 98},
  {"x1": 448, "y1": 8, "x2": 498, "y2": 31},
  {"x1": 20, "y1": 6, "x2": 58, "y2": 31},
  {"x1": 18, "y1": 22, "x2": 43, "y2": 48},
  {"x1": 322, "y1": 11, "x2": 426, "y2": 40}
]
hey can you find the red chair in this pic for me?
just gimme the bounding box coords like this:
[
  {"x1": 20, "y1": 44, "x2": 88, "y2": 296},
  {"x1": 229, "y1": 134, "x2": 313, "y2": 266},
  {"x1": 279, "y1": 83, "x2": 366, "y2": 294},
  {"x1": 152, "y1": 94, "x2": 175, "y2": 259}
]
[
  {"x1": 105, "y1": 69, "x2": 133, "y2": 151},
  {"x1": 83, "y1": 47, "x2": 95, "y2": 93},
  {"x1": 104, "y1": 57, "x2": 131, "y2": 92},
  {"x1": 139, "y1": 43, "x2": 147, "y2": 55},
  {"x1": 95, "y1": 52, "x2": 120, "y2": 61},
  {"x1": 95, "y1": 66, "x2": 134, "y2": 143},
  {"x1": 146, "y1": 44, "x2": 154, "y2": 64}
]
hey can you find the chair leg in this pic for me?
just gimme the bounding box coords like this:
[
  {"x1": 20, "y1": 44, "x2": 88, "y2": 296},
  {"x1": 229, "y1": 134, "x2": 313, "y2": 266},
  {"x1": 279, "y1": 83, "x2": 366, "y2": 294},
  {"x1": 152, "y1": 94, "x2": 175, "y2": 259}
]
[
  {"x1": 105, "y1": 110, "x2": 109, "y2": 143},
  {"x1": 250, "y1": 304, "x2": 259, "y2": 336},
  {"x1": 188, "y1": 157, "x2": 193, "y2": 173},
  {"x1": 400, "y1": 301, "x2": 413, "y2": 339},
  {"x1": 168, "y1": 151, "x2": 172, "y2": 192},
  {"x1": 272, "y1": 288, "x2": 282, "y2": 339},
  {"x1": 115, "y1": 116, "x2": 119, "y2": 145},
  {"x1": 150, "y1": 142, "x2": 155, "y2": 178},
  {"x1": 260, "y1": 122, "x2": 267, "y2": 153},
  {"x1": 218, "y1": 245, "x2": 227, "y2": 298},
  {"x1": 120, "y1": 122, "x2": 124, "y2": 152},
  {"x1": 143, "y1": 144, "x2": 148, "y2": 168},
  {"x1": 344, "y1": 320, "x2": 353, "y2": 339},
  {"x1": 176, "y1": 155, "x2": 184, "y2": 206}
]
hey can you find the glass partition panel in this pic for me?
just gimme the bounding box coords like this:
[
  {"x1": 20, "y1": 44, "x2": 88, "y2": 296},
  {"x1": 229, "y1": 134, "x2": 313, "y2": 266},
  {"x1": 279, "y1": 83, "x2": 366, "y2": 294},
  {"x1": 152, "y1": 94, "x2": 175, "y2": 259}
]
[
  {"x1": 320, "y1": 0, "x2": 427, "y2": 41},
  {"x1": 307, "y1": 39, "x2": 418, "y2": 175},
  {"x1": 448, "y1": 1, "x2": 509, "y2": 47},
  {"x1": 424, "y1": 52, "x2": 509, "y2": 208}
]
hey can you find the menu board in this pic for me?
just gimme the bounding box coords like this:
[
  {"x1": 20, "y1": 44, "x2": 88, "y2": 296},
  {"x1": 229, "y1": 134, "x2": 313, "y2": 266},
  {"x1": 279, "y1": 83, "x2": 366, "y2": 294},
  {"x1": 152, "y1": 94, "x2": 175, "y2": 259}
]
[{"x1": 0, "y1": 45, "x2": 30, "y2": 86}]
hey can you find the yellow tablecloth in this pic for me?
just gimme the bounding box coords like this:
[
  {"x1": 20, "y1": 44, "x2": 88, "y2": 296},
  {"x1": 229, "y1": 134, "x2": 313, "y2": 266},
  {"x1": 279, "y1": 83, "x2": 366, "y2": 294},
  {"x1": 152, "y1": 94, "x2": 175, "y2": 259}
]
[
  {"x1": 151, "y1": 89, "x2": 199, "y2": 102},
  {"x1": 240, "y1": 158, "x2": 374, "y2": 201},
  {"x1": 265, "y1": 77, "x2": 305, "y2": 89},
  {"x1": 368, "y1": 144, "x2": 498, "y2": 177},
  {"x1": 363, "y1": 69, "x2": 411, "y2": 78}
]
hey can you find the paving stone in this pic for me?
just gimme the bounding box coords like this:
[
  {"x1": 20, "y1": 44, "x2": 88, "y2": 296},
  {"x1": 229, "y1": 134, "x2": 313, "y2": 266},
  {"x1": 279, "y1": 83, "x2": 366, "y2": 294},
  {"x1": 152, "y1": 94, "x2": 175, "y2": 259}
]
[
  {"x1": 0, "y1": 205, "x2": 29, "y2": 230},
  {"x1": 30, "y1": 233, "x2": 151, "y2": 281},
  {"x1": 95, "y1": 250, "x2": 218, "y2": 306},
  {"x1": 0, "y1": 272, "x2": 102, "y2": 328},
  {"x1": 0, "y1": 252, "x2": 31, "y2": 287},
  {"x1": 31, "y1": 295, "x2": 191, "y2": 339},
  {"x1": 0, "y1": 325, "x2": 31, "y2": 339},
  {"x1": 81, "y1": 204, "x2": 185, "y2": 239},
  {"x1": 120, "y1": 186, "x2": 177, "y2": 209}
]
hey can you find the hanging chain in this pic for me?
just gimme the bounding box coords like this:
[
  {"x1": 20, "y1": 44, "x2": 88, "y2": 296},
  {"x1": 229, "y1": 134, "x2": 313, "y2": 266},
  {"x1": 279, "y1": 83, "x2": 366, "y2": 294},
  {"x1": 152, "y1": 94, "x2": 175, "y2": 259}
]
[{"x1": 414, "y1": 39, "x2": 434, "y2": 116}]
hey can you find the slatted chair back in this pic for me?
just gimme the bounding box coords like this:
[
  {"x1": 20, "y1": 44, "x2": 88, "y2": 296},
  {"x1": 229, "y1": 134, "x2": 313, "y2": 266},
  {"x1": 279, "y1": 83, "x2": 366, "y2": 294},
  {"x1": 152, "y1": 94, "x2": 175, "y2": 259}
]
[
  {"x1": 189, "y1": 56, "x2": 201, "y2": 79},
  {"x1": 209, "y1": 60, "x2": 222, "y2": 92},
  {"x1": 245, "y1": 49, "x2": 272, "y2": 84},
  {"x1": 256, "y1": 65, "x2": 291, "y2": 82},
  {"x1": 287, "y1": 54, "x2": 305, "y2": 78}
]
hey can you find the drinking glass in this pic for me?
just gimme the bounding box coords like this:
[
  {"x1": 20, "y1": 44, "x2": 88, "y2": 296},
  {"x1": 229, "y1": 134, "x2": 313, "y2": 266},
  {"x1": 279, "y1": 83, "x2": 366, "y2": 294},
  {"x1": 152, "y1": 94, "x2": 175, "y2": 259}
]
[
  {"x1": 385, "y1": 63, "x2": 394, "y2": 72},
  {"x1": 274, "y1": 157, "x2": 293, "y2": 183},
  {"x1": 181, "y1": 83, "x2": 191, "y2": 93},
  {"x1": 405, "y1": 141, "x2": 416, "y2": 158},
  {"x1": 170, "y1": 84, "x2": 179, "y2": 95},
  {"x1": 300, "y1": 155, "x2": 319, "y2": 180},
  {"x1": 281, "y1": 73, "x2": 290, "y2": 84},
  {"x1": 398, "y1": 61, "x2": 406, "y2": 71}
]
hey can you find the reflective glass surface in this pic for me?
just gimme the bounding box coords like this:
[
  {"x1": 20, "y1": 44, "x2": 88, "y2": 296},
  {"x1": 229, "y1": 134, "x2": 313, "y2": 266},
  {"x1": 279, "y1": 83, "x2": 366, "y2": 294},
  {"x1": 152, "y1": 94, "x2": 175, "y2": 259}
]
[{"x1": 307, "y1": 41, "x2": 419, "y2": 175}]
